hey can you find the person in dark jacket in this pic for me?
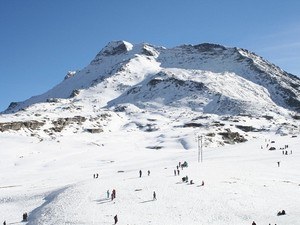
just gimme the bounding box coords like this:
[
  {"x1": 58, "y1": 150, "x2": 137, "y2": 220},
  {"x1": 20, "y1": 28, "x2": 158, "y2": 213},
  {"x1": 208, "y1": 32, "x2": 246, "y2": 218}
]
[
  {"x1": 148, "y1": 170, "x2": 150, "y2": 176},
  {"x1": 153, "y1": 191, "x2": 156, "y2": 200},
  {"x1": 22, "y1": 213, "x2": 28, "y2": 221},
  {"x1": 114, "y1": 215, "x2": 118, "y2": 224},
  {"x1": 139, "y1": 170, "x2": 142, "y2": 178},
  {"x1": 112, "y1": 189, "x2": 116, "y2": 199},
  {"x1": 252, "y1": 221, "x2": 256, "y2": 225}
]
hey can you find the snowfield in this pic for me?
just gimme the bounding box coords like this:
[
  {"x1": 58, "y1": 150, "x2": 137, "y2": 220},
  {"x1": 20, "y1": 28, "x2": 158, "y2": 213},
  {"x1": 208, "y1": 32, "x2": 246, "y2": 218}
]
[
  {"x1": 0, "y1": 130, "x2": 299, "y2": 225},
  {"x1": 1, "y1": 40, "x2": 300, "y2": 225}
]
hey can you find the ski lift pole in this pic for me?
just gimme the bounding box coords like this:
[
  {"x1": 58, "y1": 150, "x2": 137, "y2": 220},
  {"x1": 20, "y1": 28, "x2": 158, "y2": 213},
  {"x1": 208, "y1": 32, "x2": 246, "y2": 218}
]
[
  {"x1": 197, "y1": 135, "x2": 200, "y2": 163},
  {"x1": 200, "y1": 135, "x2": 203, "y2": 163},
  {"x1": 197, "y1": 135, "x2": 203, "y2": 163}
]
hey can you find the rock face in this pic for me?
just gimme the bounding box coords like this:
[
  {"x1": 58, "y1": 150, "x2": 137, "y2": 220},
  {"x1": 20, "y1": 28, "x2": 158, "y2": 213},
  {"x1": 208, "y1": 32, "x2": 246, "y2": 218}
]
[
  {"x1": 86, "y1": 128, "x2": 103, "y2": 133},
  {"x1": 0, "y1": 121, "x2": 45, "y2": 132},
  {"x1": 218, "y1": 130, "x2": 247, "y2": 144},
  {"x1": 50, "y1": 116, "x2": 86, "y2": 132}
]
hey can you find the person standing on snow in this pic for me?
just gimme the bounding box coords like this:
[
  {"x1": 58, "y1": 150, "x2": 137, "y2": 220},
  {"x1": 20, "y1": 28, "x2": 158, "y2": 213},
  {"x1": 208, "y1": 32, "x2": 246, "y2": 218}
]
[
  {"x1": 112, "y1": 189, "x2": 116, "y2": 199},
  {"x1": 107, "y1": 190, "x2": 110, "y2": 199},
  {"x1": 148, "y1": 170, "x2": 150, "y2": 176},
  {"x1": 252, "y1": 221, "x2": 256, "y2": 225},
  {"x1": 139, "y1": 170, "x2": 142, "y2": 178},
  {"x1": 153, "y1": 191, "x2": 157, "y2": 200},
  {"x1": 114, "y1": 215, "x2": 118, "y2": 224}
]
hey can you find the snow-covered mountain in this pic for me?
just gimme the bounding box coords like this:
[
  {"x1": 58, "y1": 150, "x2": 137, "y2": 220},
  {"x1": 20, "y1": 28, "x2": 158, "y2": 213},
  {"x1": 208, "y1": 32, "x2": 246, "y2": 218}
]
[
  {"x1": 1, "y1": 41, "x2": 300, "y2": 143},
  {"x1": 4, "y1": 40, "x2": 300, "y2": 115},
  {"x1": 1, "y1": 41, "x2": 300, "y2": 225}
]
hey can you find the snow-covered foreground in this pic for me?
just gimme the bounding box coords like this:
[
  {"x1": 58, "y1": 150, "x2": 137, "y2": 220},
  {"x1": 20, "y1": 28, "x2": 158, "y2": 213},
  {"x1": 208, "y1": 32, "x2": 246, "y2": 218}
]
[{"x1": 0, "y1": 131, "x2": 299, "y2": 225}]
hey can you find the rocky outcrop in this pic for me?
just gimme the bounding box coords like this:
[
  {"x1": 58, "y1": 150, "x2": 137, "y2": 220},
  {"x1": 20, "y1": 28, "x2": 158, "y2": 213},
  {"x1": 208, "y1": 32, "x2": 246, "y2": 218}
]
[
  {"x1": 0, "y1": 120, "x2": 45, "y2": 132},
  {"x1": 86, "y1": 128, "x2": 103, "y2": 133},
  {"x1": 235, "y1": 125, "x2": 257, "y2": 132},
  {"x1": 218, "y1": 129, "x2": 247, "y2": 144},
  {"x1": 50, "y1": 116, "x2": 86, "y2": 132}
]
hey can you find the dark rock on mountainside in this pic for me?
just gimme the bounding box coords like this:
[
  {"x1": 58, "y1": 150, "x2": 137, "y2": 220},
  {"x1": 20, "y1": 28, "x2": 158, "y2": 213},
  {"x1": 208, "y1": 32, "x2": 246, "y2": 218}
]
[
  {"x1": 235, "y1": 125, "x2": 258, "y2": 132},
  {"x1": 0, "y1": 120, "x2": 45, "y2": 132},
  {"x1": 50, "y1": 116, "x2": 86, "y2": 132},
  {"x1": 218, "y1": 129, "x2": 247, "y2": 144}
]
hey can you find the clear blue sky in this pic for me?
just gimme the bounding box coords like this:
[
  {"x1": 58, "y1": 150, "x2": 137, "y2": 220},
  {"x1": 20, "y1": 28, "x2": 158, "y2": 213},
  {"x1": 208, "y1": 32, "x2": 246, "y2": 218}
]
[{"x1": 1, "y1": 0, "x2": 300, "y2": 112}]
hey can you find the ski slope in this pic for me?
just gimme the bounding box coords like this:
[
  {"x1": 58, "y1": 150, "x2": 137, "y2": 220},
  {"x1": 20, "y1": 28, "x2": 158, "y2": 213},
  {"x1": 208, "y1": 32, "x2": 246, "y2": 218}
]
[{"x1": 0, "y1": 131, "x2": 299, "y2": 225}]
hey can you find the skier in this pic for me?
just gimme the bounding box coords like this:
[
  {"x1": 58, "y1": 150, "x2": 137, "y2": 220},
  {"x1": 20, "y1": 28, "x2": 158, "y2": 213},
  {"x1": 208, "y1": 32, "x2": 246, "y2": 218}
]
[
  {"x1": 139, "y1": 170, "x2": 142, "y2": 178},
  {"x1": 174, "y1": 169, "x2": 176, "y2": 176},
  {"x1": 177, "y1": 169, "x2": 180, "y2": 176},
  {"x1": 252, "y1": 221, "x2": 256, "y2": 225},
  {"x1": 277, "y1": 161, "x2": 280, "y2": 167},
  {"x1": 201, "y1": 180, "x2": 205, "y2": 186},
  {"x1": 107, "y1": 190, "x2": 110, "y2": 199},
  {"x1": 153, "y1": 191, "x2": 157, "y2": 200},
  {"x1": 114, "y1": 215, "x2": 118, "y2": 224},
  {"x1": 148, "y1": 170, "x2": 150, "y2": 176},
  {"x1": 3, "y1": 221, "x2": 6, "y2": 225},
  {"x1": 112, "y1": 189, "x2": 116, "y2": 199}
]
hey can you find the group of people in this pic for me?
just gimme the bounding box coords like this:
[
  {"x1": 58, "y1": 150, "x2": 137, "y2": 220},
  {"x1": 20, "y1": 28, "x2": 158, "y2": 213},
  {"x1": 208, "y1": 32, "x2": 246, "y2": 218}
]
[
  {"x1": 139, "y1": 170, "x2": 151, "y2": 177},
  {"x1": 277, "y1": 209, "x2": 286, "y2": 216},
  {"x1": 175, "y1": 161, "x2": 204, "y2": 186},
  {"x1": 110, "y1": 169, "x2": 155, "y2": 223},
  {"x1": 93, "y1": 173, "x2": 99, "y2": 178},
  {"x1": 107, "y1": 189, "x2": 116, "y2": 201},
  {"x1": 22, "y1": 212, "x2": 28, "y2": 221}
]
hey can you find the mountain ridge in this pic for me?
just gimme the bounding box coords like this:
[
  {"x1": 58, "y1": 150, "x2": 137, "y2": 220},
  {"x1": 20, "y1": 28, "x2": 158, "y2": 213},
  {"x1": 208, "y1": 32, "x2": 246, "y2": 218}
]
[{"x1": 4, "y1": 40, "x2": 300, "y2": 114}]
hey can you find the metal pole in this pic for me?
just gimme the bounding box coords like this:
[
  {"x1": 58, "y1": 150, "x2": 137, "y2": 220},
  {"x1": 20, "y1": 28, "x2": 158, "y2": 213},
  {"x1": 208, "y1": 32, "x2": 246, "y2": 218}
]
[
  {"x1": 197, "y1": 135, "x2": 200, "y2": 163},
  {"x1": 200, "y1": 135, "x2": 203, "y2": 163}
]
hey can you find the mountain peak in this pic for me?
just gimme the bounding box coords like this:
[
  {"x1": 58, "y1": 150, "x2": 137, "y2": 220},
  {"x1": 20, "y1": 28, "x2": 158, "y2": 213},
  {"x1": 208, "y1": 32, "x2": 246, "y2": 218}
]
[{"x1": 99, "y1": 40, "x2": 133, "y2": 56}]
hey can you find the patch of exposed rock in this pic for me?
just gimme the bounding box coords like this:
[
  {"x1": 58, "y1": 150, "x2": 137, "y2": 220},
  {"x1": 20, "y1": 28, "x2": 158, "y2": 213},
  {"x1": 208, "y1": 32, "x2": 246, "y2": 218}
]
[
  {"x1": 0, "y1": 120, "x2": 45, "y2": 132},
  {"x1": 50, "y1": 116, "x2": 86, "y2": 132},
  {"x1": 218, "y1": 129, "x2": 247, "y2": 144}
]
